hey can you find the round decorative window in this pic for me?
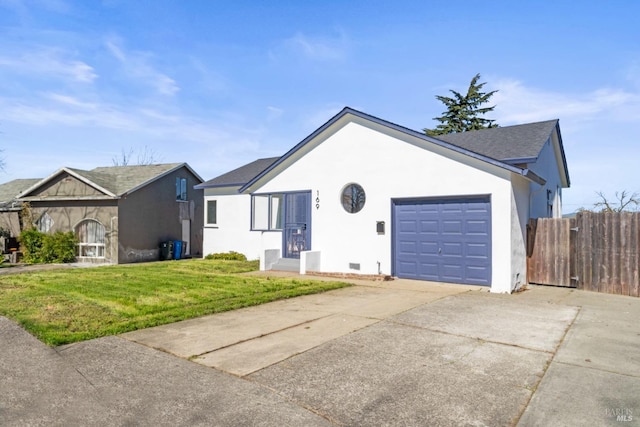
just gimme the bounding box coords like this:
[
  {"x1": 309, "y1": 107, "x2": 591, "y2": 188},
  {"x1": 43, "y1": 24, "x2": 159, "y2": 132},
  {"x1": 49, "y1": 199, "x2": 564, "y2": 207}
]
[{"x1": 341, "y1": 183, "x2": 366, "y2": 213}]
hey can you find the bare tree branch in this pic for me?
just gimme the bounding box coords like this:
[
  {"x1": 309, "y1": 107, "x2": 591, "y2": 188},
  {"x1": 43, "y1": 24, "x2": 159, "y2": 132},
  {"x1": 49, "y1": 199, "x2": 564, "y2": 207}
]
[
  {"x1": 593, "y1": 190, "x2": 640, "y2": 212},
  {"x1": 112, "y1": 146, "x2": 162, "y2": 166},
  {"x1": 112, "y1": 147, "x2": 135, "y2": 166}
]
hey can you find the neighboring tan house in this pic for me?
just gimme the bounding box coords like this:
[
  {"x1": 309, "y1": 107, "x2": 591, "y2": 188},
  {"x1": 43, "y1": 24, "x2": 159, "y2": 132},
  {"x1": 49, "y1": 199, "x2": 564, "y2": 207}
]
[
  {"x1": 197, "y1": 107, "x2": 570, "y2": 293},
  {"x1": 0, "y1": 163, "x2": 204, "y2": 264},
  {"x1": 0, "y1": 178, "x2": 42, "y2": 236}
]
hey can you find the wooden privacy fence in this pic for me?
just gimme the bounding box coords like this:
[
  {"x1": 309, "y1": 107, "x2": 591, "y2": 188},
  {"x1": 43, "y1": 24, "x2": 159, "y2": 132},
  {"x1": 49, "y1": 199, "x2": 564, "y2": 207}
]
[{"x1": 527, "y1": 211, "x2": 640, "y2": 297}]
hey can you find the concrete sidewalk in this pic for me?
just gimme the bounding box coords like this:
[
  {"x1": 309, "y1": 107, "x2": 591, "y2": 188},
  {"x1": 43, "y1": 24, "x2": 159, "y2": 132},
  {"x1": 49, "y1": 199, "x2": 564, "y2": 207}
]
[
  {"x1": 1, "y1": 277, "x2": 639, "y2": 426},
  {"x1": 121, "y1": 277, "x2": 478, "y2": 376},
  {"x1": 517, "y1": 287, "x2": 640, "y2": 426}
]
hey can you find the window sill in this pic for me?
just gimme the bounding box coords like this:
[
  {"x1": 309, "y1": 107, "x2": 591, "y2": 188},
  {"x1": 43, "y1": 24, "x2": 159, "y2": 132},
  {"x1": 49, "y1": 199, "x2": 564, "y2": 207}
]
[{"x1": 205, "y1": 225, "x2": 219, "y2": 229}]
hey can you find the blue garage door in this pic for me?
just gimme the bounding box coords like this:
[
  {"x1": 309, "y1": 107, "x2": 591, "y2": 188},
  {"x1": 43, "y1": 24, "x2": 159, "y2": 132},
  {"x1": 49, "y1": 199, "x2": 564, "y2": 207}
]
[{"x1": 393, "y1": 197, "x2": 491, "y2": 286}]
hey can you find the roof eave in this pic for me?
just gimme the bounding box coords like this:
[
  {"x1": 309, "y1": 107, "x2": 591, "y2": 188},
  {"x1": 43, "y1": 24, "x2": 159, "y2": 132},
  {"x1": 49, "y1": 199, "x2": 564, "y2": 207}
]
[
  {"x1": 194, "y1": 182, "x2": 244, "y2": 190},
  {"x1": 19, "y1": 167, "x2": 118, "y2": 198},
  {"x1": 123, "y1": 163, "x2": 204, "y2": 196},
  {"x1": 240, "y1": 107, "x2": 532, "y2": 192},
  {"x1": 521, "y1": 169, "x2": 547, "y2": 186},
  {"x1": 501, "y1": 156, "x2": 538, "y2": 165},
  {"x1": 18, "y1": 195, "x2": 119, "y2": 202},
  {"x1": 555, "y1": 122, "x2": 571, "y2": 187}
]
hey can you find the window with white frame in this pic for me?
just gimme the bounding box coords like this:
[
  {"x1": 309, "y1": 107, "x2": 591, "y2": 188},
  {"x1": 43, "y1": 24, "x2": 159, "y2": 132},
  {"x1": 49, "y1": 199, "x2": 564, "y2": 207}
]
[
  {"x1": 76, "y1": 219, "x2": 105, "y2": 258},
  {"x1": 176, "y1": 177, "x2": 187, "y2": 201},
  {"x1": 251, "y1": 193, "x2": 283, "y2": 230},
  {"x1": 206, "y1": 200, "x2": 217, "y2": 225}
]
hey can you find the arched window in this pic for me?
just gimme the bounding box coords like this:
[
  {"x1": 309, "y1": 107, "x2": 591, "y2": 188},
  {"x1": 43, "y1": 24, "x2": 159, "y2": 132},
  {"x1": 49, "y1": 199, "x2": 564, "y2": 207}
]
[{"x1": 76, "y1": 219, "x2": 105, "y2": 258}]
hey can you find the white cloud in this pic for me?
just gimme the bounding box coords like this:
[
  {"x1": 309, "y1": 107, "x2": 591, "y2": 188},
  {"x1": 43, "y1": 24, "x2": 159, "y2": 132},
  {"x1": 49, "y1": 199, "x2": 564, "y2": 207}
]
[
  {"x1": 0, "y1": 91, "x2": 250, "y2": 148},
  {"x1": 272, "y1": 31, "x2": 350, "y2": 62},
  {"x1": 105, "y1": 37, "x2": 179, "y2": 96},
  {"x1": 488, "y1": 77, "x2": 640, "y2": 212},
  {"x1": 491, "y1": 78, "x2": 640, "y2": 125},
  {"x1": 45, "y1": 92, "x2": 98, "y2": 109},
  {"x1": 0, "y1": 49, "x2": 97, "y2": 83},
  {"x1": 266, "y1": 106, "x2": 283, "y2": 121}
]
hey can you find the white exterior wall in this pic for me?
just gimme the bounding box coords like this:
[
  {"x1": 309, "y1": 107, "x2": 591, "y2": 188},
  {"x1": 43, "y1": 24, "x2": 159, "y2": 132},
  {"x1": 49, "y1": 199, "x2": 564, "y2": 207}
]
[
  {"x1": 202, "y1": 191, "x2": 280, "y2": 259},
  {"x1": 510, "y1": 175, "x2": 531, "y2": 291},
  {"x1": 528, "y1": 135, "x2": 564, "y2": 218},
  {"x1": 251, "y1": 119, "x2": 520, "y2": 293}
]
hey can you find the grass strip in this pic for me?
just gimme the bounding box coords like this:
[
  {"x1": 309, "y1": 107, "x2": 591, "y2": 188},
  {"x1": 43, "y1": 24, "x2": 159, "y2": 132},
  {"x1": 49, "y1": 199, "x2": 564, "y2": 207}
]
[{"x1": 0, "y1": 259, "x2": 351, "y2": 346}]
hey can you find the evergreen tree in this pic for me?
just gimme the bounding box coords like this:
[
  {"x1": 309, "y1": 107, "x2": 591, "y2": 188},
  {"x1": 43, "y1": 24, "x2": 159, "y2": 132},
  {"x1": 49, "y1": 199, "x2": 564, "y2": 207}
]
[{"x1": 424, "y1": 73, "x2": 498, "y2": 136}]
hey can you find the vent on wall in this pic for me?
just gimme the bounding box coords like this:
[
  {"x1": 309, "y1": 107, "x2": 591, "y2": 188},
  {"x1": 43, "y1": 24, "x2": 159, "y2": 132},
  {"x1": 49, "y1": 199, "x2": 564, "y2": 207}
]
[{"x1": 349, "y1": 263, "x2": 360, "y2": 271}]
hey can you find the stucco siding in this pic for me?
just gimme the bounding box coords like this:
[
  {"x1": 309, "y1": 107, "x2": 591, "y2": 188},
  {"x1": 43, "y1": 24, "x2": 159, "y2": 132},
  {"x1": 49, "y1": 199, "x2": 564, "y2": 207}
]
[
  {"x1": 202, "y1": 193, "x2": 280, "y2": 259},
  {"x1": 118, "y1": 168, "x2": 203, "y2": 263},
  {"x1": 0, "y1": 211, "x2": 21, "y2": 237},
  {"x1": 29, "y1": 201, "x2": 118, "y2": 263},
  {"x1": 528, "y1": 136, "x2": 564, "y2": 218},
  {"x1": 510, "y1": 175, "x2": 531, "y2": 291},
  {"x1": 252, "y1": 120, "x2": 518, "y2": 292},
  {"x1": 30, "y1": 173, "x2": 105, "y2": 198}
]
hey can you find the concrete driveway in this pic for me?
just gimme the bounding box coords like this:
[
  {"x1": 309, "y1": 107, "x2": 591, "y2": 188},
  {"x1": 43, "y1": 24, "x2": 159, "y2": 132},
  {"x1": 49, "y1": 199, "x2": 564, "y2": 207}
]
[{"x1": 1, "y1": 275, "x2": 638, "y2": 426}]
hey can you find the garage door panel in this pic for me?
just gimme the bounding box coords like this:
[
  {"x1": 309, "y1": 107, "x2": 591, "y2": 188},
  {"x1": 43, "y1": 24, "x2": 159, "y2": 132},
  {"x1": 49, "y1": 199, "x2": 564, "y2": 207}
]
[
  {"x1": 394, "y1": 197, "x2": 491, "y2": 286},
  {"x1": 418, "y1": 262, "x2": 439, "y2": 279},
  {"x1": 466, "y1": 242, "x2": 490, "y2": 258},
  {"x1": 442, "y1": 220, "x2": 463, "y2": 234},
  {"x1": 419, "y1": 241, "x2": 439, "y2": 255},
  {"x1": 441, "y1": 263, "x2": 464, "y2": 281},
  {"x1": 398, "y1": 241, "x2": 418, "y2": 256},
  {"x1": 419, "y1": 220, "x2": 439, "y2": 233},
  {"x1": 466, "y1": 219, "x2": 490, "y2": 234},
  {"x1": 441, "y1": 203, "x2": 463, "y2": 214},
  {"x1": 465, "y1": 266, "x2": 491, "y2": 283},
  {"x1": 441, "y1": 242, "x2": 463, "y2": 256},
  {"x1": 397, "y1": 261, "x2": 418, "y2": 276},
  {"x1": 398, "y1": 219, "x2": 418, "y2": 233},
  {"x1": 465, "y1": 202, "x2": 490, "y2": 213}
]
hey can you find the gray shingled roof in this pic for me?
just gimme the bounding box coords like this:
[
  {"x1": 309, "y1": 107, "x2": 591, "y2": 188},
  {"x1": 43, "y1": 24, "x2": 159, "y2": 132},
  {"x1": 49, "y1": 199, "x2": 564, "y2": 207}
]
[
  {"x1": 436, "y1": 120, "x2": 559, "y2": 162},
  {"x1": 202, "y1": 110, "x2": 565, "y2": 193},
  {"x1": 17, "y1": 163, "x2": 198, "y2": 200},
  {"x1": 81, "y1": 163, "x2": 185, "y2": 195},
  {"x1": 0, "y1": 178, "x2": 41, "y2": 205},
  {"x1": 196, "y1": 157, "x2": 280, "y2": 188}
]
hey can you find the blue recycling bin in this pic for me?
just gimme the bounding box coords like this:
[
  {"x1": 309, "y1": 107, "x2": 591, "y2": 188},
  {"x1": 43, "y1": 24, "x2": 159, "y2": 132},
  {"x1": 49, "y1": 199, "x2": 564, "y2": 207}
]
[{"x1": 173, "y1": 240, "x2": 183, "y2": 260}]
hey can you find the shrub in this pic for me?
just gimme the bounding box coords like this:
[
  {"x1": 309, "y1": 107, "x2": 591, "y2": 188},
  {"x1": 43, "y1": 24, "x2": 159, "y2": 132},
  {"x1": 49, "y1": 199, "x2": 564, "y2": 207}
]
[
  {"x1": 205, "y1": 251, "x2": 247, "y2": 261},
  {"x1": 19, "y1": 228, "x2": 45, "y2": 263},
  {"x1": 19, "y1": 229, "x2": 77, "y2": 264},
  {"x1": 42, "y1": 231, "x2": 78, "y2": 263}
]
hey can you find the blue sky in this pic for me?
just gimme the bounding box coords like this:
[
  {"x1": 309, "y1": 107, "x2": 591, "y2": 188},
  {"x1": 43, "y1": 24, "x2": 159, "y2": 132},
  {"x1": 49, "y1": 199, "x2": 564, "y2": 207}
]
[{"x1": 1, "y1": 0, "x2": 638, "y2": 212}]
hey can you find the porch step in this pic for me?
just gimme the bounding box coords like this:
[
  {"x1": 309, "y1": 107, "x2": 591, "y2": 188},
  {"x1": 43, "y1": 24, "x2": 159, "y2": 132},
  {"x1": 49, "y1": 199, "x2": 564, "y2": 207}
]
[{"x1": 270, "y1": 258, "x2": 300, "y2": 272}]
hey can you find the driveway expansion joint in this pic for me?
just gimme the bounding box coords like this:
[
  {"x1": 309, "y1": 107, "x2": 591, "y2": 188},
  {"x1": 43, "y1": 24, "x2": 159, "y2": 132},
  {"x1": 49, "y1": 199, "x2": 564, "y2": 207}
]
[
  {"x1": 190, "y1": 313, "x2": 338, "y2": 359},
  {"x1": 553, "y1": 360, "x2": 640, "y2": 378},
  {"x1": 385, "y1": 318, "x2": 556, "y2": 355},
  {"x1": 512, "y1": 304, "x2": 581, "y2": 425}
]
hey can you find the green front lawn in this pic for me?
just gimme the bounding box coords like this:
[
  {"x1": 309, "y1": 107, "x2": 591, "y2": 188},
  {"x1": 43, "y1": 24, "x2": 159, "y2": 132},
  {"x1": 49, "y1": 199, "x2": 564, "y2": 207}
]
[{"x1": 0, "y1": 259, "x2": 351, "y2": 346}]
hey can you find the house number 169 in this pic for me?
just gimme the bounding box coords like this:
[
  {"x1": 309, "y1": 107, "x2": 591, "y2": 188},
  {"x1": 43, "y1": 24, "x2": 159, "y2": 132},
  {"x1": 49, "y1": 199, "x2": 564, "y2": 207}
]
[{"x1": 316, "y1": 190, "x2": 320, "y2": 209}]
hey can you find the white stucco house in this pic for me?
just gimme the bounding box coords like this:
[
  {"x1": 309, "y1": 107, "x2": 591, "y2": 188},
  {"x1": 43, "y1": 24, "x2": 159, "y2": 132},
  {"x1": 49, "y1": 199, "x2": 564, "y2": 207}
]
[{"x1": 196, "y1": 107, "x2": 570, "y2": 293}]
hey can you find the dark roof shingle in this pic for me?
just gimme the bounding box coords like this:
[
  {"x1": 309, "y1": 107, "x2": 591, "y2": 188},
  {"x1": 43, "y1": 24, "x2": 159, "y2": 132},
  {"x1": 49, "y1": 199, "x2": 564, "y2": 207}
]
[
  {"x1": 14, "y1": 163, "x2": 200, "y2": 200},
  {"x1": 196, "y1": 157, "x2": 280, "y2": 188},
  {"x1": 87, "y1": 163, "x2": 185, "y2": 195},
  {"x1": 0, "y1": 179, "x2": 42, "y2": 204},
  {"x1": 435, "y1": 120, "x2": 559, "y2": 161}
]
